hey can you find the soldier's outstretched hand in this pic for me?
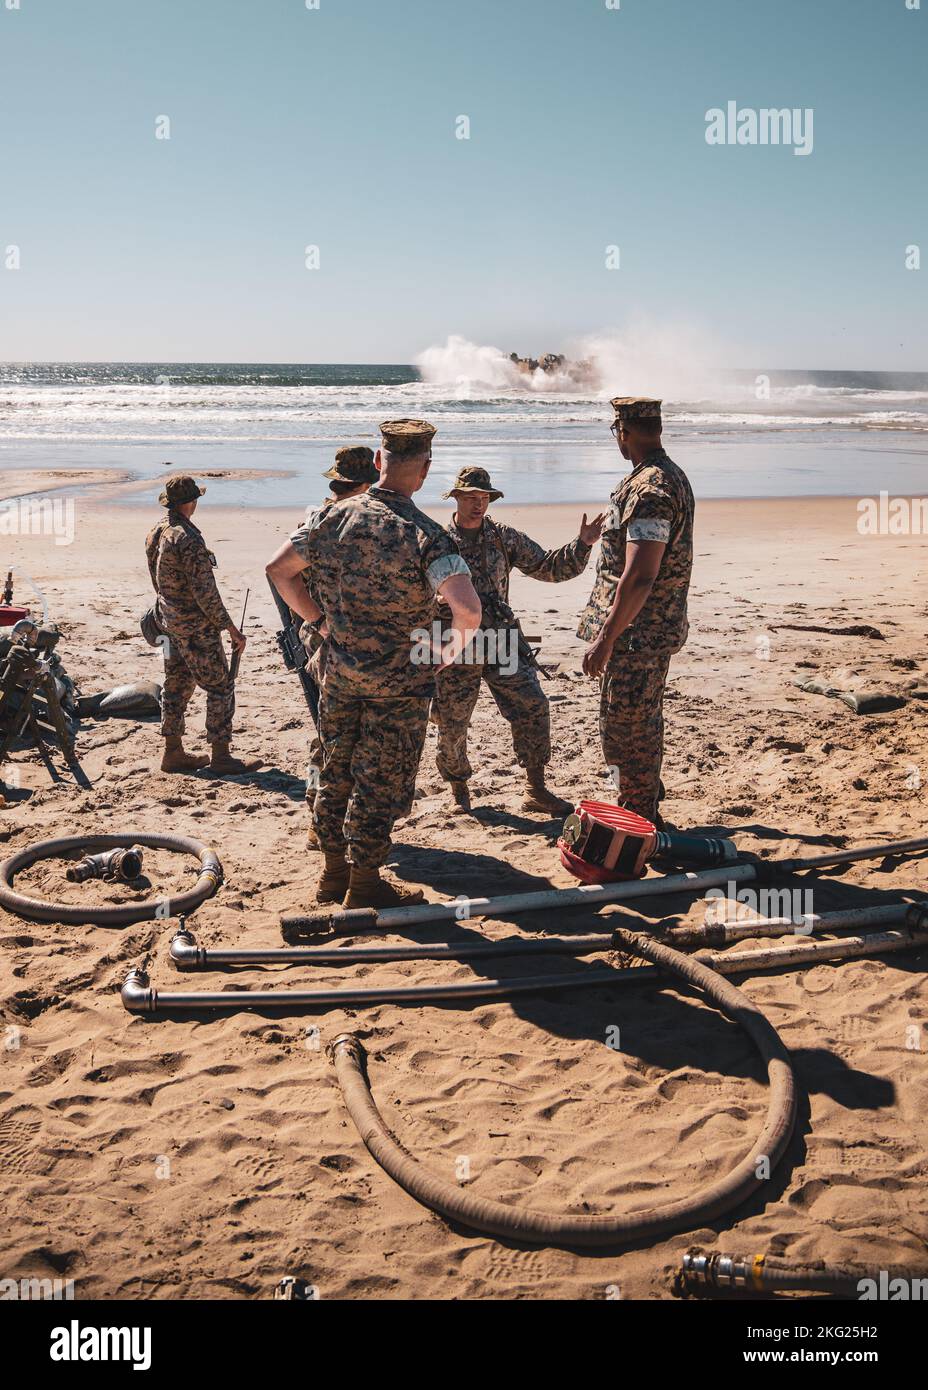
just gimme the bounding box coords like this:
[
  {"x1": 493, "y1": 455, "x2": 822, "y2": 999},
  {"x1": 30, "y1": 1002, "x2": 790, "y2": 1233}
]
[{"x1": 579, "y1": 512, "x2": 606, "y2": 545}]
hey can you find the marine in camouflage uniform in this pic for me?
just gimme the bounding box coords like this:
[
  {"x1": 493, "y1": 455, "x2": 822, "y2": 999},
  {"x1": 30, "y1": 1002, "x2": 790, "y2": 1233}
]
[
  {"x1": 296, "y1": 420, "x2": 479, "y2": 908},
  {"x1": 145, "y1": 474, "x2": 254, "y2": 774},
  {"x1": 577, "y1": 398, "x2": 694, "y2": 824},
  {"x1": 270, "y1": 446, "x2": 380, "y2": 846},
  {"x1": 434, "y1": 466, "x2": 601, "y2": 814}
]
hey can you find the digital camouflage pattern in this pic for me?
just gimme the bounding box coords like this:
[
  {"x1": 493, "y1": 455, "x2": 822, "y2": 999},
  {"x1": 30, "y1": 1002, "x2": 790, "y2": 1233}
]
[
  {"x1": 435, "y1": 660, "x2": 550, "y2": 779},
  {"x1": 290, "y1": 496, "x2": 333, "y2": 652},
  {"x1": 145, "y1": 510, "x2": 234, "y2": 741},
  {"x1": 446, "y1": 515, "x2": 591, "y2": 627},
  {"x1": 298, "y1": 487, "x2": 468, "y2": 699},
  {"x1": 599, "y1": 649, "x2": 672, "y2": 823},
  {"x1": 145, "y1": 512, "x2": 232, "y2": 636},
  {"x1": 313, "y1": 689, "x2": 429, "y2": 867},
  {"x1": 323, "y1": 446, "x2": 377, "y2": 483},
  {"x1": 161, "y1": 629, "x2": 234, "y2": 743},
  {"x1": 434, "y1": 516, "x2": 592, "y2": 778},
  {"x1": 577, "y1": 448, "x2": 694, "y2": 653},
  {"x1": 301, "y1": 484, "x2": 469, "y2": 865},
  {"x1": 288, "y1": 498, "x2": 335, "y2": 799},
  {"x1": 443, "y1": 465, "x2": 504, "y2": 501},
  {"x1": 380, "y1": 418, "x2": 437, "y2": 458},
  {"x1": 610, "y1": 396, "x2": 663, "y2": 424}
]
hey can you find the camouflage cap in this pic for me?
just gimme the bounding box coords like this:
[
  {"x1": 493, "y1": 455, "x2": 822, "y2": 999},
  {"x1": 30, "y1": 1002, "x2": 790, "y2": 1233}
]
[
  {"x1": 159, "y1": 474, "x2": 205, "y2": 507},
  {"x1": 380, "y1": 418, "x2": 437, "y2": 458},
  {"x1": 323, "y1": 446, "x2": 378, "y2": 484},
  {"x1": 610, "y1": 396, "x2": 663, "y2": 427},
  {"x1": 443, "y1": 466, "x2": 504, "y2": 501}
]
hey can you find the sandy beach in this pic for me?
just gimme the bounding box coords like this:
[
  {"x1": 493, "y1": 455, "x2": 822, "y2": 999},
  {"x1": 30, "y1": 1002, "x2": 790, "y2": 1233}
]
[{"x1": 1, "y1": 476, "x2": 926, "y2": 1300}]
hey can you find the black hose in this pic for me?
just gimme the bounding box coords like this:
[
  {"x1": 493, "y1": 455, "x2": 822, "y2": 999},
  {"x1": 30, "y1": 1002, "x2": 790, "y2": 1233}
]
[
  {"x1": 326, "y1": 928, "x2": 798, "y2": 1248},
  {"x1": 0, "y1": 833, "x2": 222, "y2": 926}
]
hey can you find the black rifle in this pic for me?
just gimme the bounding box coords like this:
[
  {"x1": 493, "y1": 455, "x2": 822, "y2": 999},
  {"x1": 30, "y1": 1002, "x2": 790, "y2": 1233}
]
[{"x1": 267, "y1": 577, "x2": 320, "y2": 727}]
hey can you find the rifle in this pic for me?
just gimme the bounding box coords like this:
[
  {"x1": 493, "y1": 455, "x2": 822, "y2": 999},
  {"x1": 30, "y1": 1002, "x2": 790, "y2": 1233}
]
[
  {"x1": 229, "y1": 589, "x2": 249, "y2": 683},
  {"x1": 267, "y1": 577, "x2": 320, "y2": 727}
]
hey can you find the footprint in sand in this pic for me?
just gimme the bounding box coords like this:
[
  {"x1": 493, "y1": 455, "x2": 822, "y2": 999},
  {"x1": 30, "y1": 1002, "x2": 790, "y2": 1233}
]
[{"x1": 0, "y1": 1108, "x2": 45, "y2": 1174}]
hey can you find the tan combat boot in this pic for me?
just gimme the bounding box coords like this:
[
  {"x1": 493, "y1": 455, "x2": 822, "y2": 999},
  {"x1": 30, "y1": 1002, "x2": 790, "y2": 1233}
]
[
  {"x1": 316, "y1": 851, "x2": 350, "y2": 904},
  {"x1": 449, "y1": 779, "x2": 472, "y2": 811},
  {"x1": 342, "y1": 866, "x2": 425, "y2": 910},
  {"x1": 522, "y1": 767, "x2": 573, "y2": 817},
  {"x1": 209, "y1": 740, "x2": 262, "y2": 775},
  {"x1": 160, "y1": 736, "x2": 209, "y2": 773}
]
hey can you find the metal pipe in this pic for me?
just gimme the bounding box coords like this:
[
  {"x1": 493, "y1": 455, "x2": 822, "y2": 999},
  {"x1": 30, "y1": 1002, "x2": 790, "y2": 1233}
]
[
  {"x1": 124, "y1": 923, "x2": 928, "y2": 1013},
  {"x1": 665, "y1": 900, "x2": 928, "y2": 948},
  {"x1": 281, "y1": 863, "x2": 761, "y2": 939},
  {"x1": 170, "y1": 902, "x2": 928, "y2": 971},
  {"x1": 677, "y1": 1249, "x2": 928, "y2": 1298},
  {"x1": 326, "y1": 924, "x2": 797, "y2": 1247},
  {"x1": 280, "y1": 835, "x2": 928, "y2": 938}
]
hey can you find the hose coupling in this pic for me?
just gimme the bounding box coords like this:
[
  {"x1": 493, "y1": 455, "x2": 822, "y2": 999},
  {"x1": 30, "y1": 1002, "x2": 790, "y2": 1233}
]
[
  {"x1": 200, "y1": 849, "x2": 223, "y2": 884},
  {"x1": 905, "y1": 902, "x2": 928, "y2": 931},
  {"x1": 326, "y1": 1032, "x2": 365, "y2": 1066},
  {"x1": 67, "y1": 846, "x2": 145, "y2": 884},
  {"x1": 680, "y1": 1249, "x2": 765, "y2": 1289}
]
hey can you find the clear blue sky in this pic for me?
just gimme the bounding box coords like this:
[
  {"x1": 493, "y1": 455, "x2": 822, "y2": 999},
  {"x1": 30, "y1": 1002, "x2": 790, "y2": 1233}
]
[{"x1": 0, "y1": 0, "x2": 925, "y2": 367}]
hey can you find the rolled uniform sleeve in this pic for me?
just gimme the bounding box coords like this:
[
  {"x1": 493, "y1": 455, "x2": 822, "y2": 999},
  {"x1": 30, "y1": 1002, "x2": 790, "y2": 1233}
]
[
  {"x1": 500, "y1": 524, "x2": 592, "y2": 583},
  {"x1": 421, "y1": 529, "x2": 470, "y2": 593},
  {"x1": 623, "y1": 488, "x2": 675, "y2": 545}
]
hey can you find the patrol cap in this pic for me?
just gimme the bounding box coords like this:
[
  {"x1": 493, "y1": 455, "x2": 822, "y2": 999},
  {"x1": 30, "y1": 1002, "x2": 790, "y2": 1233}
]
[
  {"x1": 159, "y1": 474, "x2": 205, "y2": 507},
  {"x1": 323, "y1": 446, "x2": 378, "y2": 485},
  {"x1": 610, "y1": 397, "x2": 663, "y2": 427},
  {"x1": 443, "y1": 466, "x2": 504, "y2": 502},
  {"x1": 379, "y1": 418, "x2": 437, "y2": 458}
]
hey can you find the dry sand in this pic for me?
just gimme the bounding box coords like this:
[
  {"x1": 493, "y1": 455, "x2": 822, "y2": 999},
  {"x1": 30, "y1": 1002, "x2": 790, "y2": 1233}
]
[{"x1": 1, "y1": 478, "x2": 926, "y2": 1300}]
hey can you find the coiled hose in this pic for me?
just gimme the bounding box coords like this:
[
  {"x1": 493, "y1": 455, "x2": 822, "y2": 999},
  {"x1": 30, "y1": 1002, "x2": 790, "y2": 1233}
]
[
  {"x1": 328, "y1": 927, "x2": 798, "y2": 1248},
  {"x1": 0, "y1": 833, "x2": 222, "y2": 926}
]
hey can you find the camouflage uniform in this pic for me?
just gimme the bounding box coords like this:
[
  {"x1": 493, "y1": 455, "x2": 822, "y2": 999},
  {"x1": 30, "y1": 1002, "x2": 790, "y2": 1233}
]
[
  {"x1": 435, "y1": 516, "x2": 592, "y2": 781},
  {"x1": 299, "y1": 485, "x2": 469, "y2": 868},
  {"x1": 145, "y1": 510, "x2": 234, "y2": 742},
  {"x1": 288, "y1": 498, "x2": 333, "y2": 793},
  {"x1": 577, "y1": 442, "x2": 694, "y2": 822}
]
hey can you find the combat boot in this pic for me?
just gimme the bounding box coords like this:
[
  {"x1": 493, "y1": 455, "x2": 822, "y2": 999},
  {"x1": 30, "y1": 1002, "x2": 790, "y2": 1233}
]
[
  {"x1": 449, "y1": 779, "x2": 471, "y2": 811},
  {"x1": 160, "y1": 737, "x2": 209, "y2": 773},
  {"x1": 306, "y1": 820, "x2": 321, "y2": 851},
  {"x1": 342, "y1": 866, "x2": 425, "y2": 910},
  {"x1": 316, "y1": 851, "x2": 350, "y2": 904},
  {"x1": 209, "y1": 740, "x2": 262, "y2": 775},
  {"x1": 522, "y1": 767, "x2": 573, "y2": 817}
]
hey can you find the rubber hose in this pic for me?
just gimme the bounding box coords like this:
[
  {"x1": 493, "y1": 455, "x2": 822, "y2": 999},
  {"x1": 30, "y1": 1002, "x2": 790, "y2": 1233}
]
[
  {"x1": 329, "y1": 927, "x2": 798, "y2": 1248},
  {"x1": 0, "y1": 833, "x2": 222, "y2": 926}
]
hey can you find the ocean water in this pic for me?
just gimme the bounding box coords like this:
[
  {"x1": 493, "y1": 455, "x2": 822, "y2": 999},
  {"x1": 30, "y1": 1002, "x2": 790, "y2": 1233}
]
[{"x1": 1, "y1": 358, "x2": 926, "y2": 508}]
